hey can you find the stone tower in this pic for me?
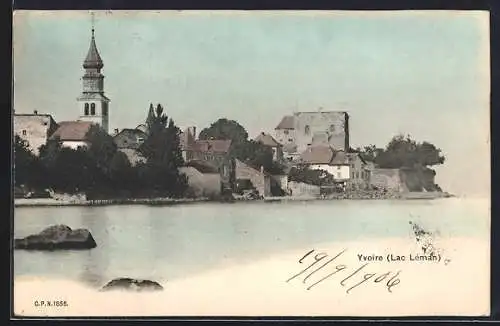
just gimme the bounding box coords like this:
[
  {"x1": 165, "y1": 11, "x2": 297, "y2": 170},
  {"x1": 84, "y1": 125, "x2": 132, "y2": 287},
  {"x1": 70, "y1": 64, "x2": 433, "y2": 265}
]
[{"x1": 77, "y1": 16, "x2": 110, "y2": 133}]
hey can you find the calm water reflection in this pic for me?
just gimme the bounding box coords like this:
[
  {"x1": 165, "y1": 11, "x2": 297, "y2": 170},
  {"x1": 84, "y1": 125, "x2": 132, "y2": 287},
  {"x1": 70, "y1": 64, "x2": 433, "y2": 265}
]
[{"x1": 13, "y1": 198, "x2": 489, "y2": 287}]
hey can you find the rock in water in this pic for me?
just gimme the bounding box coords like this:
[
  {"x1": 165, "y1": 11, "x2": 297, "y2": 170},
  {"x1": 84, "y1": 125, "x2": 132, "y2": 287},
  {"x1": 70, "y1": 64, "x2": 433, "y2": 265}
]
[
  {"x1": 14, "y1": 224, "x2": 97, "y2": 250},
  {"x1": 100, "y1": 278, "x2": 164, "y2": 292}
]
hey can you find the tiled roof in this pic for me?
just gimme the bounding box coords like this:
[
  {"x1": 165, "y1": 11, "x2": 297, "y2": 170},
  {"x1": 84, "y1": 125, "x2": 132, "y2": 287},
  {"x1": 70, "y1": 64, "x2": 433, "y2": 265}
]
[
  {"x1": 255, "y1": 132, "x2": 280, "y2": 147},
  {"x1": 50, "y1": 121, "x2": 94, "y2": 141},
  {"x1": 330, "y1": 150, "x2": 348, "y2": 165},
  {"x1": 184, "y1": 139, "x2": 232, "y2": 154},
  {"x1": 275, "y1": 115, "x2": 294, "y2": 130},
  {"x1": 300, "y1": 147, "x2": 351, "y2": 165},
  {"x1": 114, "y1": 128, "x2": 146, "y2": 137},
  {"x1": 300, "y1": 145, "x2": 335, "y2": 164}
]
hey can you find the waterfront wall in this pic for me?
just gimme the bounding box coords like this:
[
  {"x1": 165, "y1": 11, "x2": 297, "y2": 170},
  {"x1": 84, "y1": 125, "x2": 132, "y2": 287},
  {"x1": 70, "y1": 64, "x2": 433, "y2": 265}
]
[
  {"x1": 179, "y1": 166, "x2": 221, "y2": 198},
  {"x1": 288, "y1": 181, "x2": 320, "y2": 197}
]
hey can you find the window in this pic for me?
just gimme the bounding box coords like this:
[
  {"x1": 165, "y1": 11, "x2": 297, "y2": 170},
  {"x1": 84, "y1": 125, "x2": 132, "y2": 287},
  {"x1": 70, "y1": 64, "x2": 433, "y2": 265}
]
[
  {"x1": 102, "y1": 104, "x2": 108, "y2": 116},
  {"x1": 337, "y1": 173, "x2": 341, "y2": 179},
  {"x1": 329, "y1": 124, "x2": 335, "y2": 132},
  {"x1": 137, "y1": 137, "x2": 144, "y2": 143},
  {"x1": 288, "y1": 138, "x2": 293, "y2": 142},
  {"x1": 284, "y1": 130, "x2": 289, "y2": 135},
  {"x1": 84, "y1": 103, "x2": 89, "y2": 116},
  {"x1": 337, "y1": 166, "x2": 341, "y2": 170},
  {"x1": 90, "y1": 103, "x2": 96, "y2": 115},
  {"x1": 351, "y1": 172, "x2": 355, "y2": 179},
  {"x1": 304, "y1": 125, "x2": 310, "y2": 135},
  {"x1": 22, "y1": 130, "x2": 26, "y2": 136}
]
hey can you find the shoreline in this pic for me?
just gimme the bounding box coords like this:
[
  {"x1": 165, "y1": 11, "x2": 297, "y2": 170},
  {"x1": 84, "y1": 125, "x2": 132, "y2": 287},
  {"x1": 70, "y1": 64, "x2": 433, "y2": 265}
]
[{"x1": 14, "y1": 191, "x2": 455, "y2": 207}]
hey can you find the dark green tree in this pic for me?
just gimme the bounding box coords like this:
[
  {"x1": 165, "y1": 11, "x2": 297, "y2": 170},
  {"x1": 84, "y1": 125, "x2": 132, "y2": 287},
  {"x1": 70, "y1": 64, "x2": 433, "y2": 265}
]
[
  {"x1": 288, "y1": 164, "x2": 335, "y2": 186},
  {"x1": 373, "y1": 134, "x2": 445, "y2": 169},
  {"x1": 198, "y1": 118, "x2": 248, "y2": 145},
  {"x1": 199, "y1": 118, "x2": 285, "y2": 175},
  {"x1": 138, "y1": 103, "x2": 187, "y2": 197},
  {"x1": 13, "y1": 135, "x2": 44, "y2": 188}
]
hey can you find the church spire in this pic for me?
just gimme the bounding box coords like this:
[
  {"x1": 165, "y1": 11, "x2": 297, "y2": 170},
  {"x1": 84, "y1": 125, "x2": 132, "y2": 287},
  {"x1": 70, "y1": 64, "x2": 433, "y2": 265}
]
[{"x1": 83, "y1": 12, "x2": 103, "y2": 70}]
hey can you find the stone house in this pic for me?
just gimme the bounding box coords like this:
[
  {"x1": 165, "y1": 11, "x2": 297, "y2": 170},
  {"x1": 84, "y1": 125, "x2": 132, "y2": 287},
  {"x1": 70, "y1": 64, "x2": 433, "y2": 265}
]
[
  {"x1": 180, "y1": 127, "x2": 232, "y2": 168},
  {"x1": 179, "y1": 160, "x2": 224, "y2": 198},
  {"x1": 49, "y1": 121, "x2": 96, "y2": 149},
  {"x1": 255, "y1": 132, "x2": 284, "y2": 162},
  {"x1": 49, "y1": 121, "x2": 116, "y2": 153},
  {"x1": 346, "y1": 152, "x2": 370, "y2": 190},
  {"x1": 299, "y1": 145, "x2": 370, "y2": 190},
  {"x1": 112, "y1": 128, "x2": 147, "y2": 150},
  {"x1": 235, "y1": 159, "x2": 271, "y2": 197},
  {"x1": 14, "y1": 111, "x2": 59, "y2": 155},
  {"x1": 180, "y1": 127, "x2": 235, "y2": 194},
  {"x1": 274, "y1": 115, "x2": 296, "y2": 150}
]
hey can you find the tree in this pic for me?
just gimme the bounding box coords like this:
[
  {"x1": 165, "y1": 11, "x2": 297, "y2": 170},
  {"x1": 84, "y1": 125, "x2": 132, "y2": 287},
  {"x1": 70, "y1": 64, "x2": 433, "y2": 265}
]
[
  {"x1": 13, "y1": 135, "x2": 43, "y2": 188},
  {"x1": 198, "y1": 118, "x2": 248, "y2": 145},
  {"x1": 288, "y1": 164, "x2": 335, "y2": 186},
  {"x1": 199, "y1": 118, "x2": 285, "y2": 175},
  {"x1": 138, "y1": 103, "x2": 187, "y2": 197},
  {"x1": 373, "y1": 134, "x2": 445, "y2": 169}
]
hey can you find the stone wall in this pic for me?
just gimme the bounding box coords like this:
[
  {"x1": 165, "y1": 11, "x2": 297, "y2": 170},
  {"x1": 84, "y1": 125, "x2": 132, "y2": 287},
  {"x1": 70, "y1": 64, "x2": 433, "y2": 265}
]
[
  {"x1": 235, "y1": 160, "x2": 271, "y2": 197},
  {"x1": 179, "y1": 167, "x2": 221, "y2": 198},
  {"x1": 370, "y1": 168, "x2": 406, "y2": 192},
  {"x1": 288, "y1": 181, "x2": 320, "y2": 197},
  {"x1": 370, "y1": 167, "x2": 439, "y2": 193},
  {"x1": 399, "y1": 167, "x2": 439, "y2": 192}
]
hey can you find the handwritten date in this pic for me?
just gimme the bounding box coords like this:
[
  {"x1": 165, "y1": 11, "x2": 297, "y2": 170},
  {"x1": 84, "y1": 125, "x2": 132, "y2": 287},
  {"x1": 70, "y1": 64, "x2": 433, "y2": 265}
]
[{"x1": 286, "y1": 249, "x2": 401, "y2": 294}]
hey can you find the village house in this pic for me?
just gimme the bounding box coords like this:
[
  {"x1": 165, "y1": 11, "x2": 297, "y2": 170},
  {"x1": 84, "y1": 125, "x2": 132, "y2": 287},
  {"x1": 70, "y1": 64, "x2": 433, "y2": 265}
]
[
  {"x1": 235, "y1": 159, "x2": 272, "y2": 197},
  {"x1": 180, "y1": 126, "x2": 235, "y2": 194},
  {"x1": 179, "y1": 160, "x2": 225, "y2": 198},
  {"x1": 112, "y1": 128, "x2": 147, "y2": 149},
  {"x1": 255, "y1": 132, "x2": 284, "y2": 162},
  {"x1": 180, "y1": 127, "x2": 232, "y2": 167},
  {"x1": 49, "y1": 121, "x2": 114, "y2": 151},
  {"x1": 299, "y1": 145, "x2": 370, "y2": 190},
  {"x1": 13, "y1": 111, "x2": 59, "y2": 155}
]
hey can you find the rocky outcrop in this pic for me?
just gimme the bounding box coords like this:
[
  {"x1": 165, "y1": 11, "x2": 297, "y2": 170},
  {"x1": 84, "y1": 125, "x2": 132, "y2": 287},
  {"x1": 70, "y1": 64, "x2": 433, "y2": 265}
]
[
  {"x1": 370, "y1": 167, "x2": 442, "y2": 193},
  {"x1": 100, "y1": 278, "x2": 164, "y2": 292},
  {"x1": 14, "y1": 225, "x2": 97, "y2": 250}
]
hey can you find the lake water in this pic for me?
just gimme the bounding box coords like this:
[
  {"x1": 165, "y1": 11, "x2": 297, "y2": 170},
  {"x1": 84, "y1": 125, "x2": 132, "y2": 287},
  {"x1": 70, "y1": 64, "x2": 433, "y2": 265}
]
[{"x1": 13, "y1": 198, "x2": 489, "y2": 289}]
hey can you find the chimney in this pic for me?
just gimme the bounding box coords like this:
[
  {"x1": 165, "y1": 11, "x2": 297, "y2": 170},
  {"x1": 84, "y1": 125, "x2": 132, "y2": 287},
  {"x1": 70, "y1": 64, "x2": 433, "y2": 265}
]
[
  {"x1": 260, "y1": 166, "x2": 264, "y2": 173},
  {"x1": 114, "y1": 128, "x2": 119, "y2": 135},
  {"x1": 33, "y1": 110, "x2": 38, "y2": 115}
]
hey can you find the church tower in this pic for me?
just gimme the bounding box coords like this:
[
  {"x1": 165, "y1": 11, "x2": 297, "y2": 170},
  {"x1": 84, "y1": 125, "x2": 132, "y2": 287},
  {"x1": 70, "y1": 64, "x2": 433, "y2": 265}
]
[{"x1": 77, "y1": 14, "x2": 110, "y2": 133}]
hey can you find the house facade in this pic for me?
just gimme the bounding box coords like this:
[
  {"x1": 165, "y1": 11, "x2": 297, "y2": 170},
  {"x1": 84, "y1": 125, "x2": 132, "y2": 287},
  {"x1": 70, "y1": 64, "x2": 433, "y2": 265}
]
[
  {"x1": 255, "y1": 132, "x2": 284, "y2": 162},
  {"x1": 235, "y1": 159, "x2": 271, "y2": 197},
  {"x1": 113, "y1": 128, "x2": 147, "y2": 149},
  {"x1": 49, "y1": 121, "x2": 113, "y2": 150},
  {"x1": 14, "y1": 112, "x2": 59, "y2": 155},
  {"x1": 299, "y1": 145, "x2": 370, "y2": 190}
]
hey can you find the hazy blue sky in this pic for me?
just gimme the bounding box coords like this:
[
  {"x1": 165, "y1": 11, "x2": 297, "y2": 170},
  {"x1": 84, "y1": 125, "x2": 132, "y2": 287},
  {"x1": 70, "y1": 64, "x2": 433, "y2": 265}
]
[{"x1": 13, "y1": 11, "x2": 490, "y2": 196}]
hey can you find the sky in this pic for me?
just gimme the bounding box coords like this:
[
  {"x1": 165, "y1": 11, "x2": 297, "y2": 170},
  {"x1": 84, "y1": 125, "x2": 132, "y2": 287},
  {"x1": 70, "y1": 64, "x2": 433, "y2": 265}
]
[{"x1": 13, "y1": 10, "x2": 490, "y2": 196}]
